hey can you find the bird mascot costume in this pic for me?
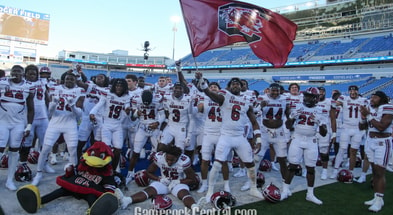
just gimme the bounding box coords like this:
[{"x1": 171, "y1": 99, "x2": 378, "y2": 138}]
[{"x1": 16, "y1": 142, "x2": 119, "y2": 215}]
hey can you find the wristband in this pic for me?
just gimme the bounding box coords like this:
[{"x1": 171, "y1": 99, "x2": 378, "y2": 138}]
[
  {"x1": 164, "y1": 119, "x2": 169, "y2": 123},
  {"x1": 133, "y1": 110, "x2": 139, "y2": 119},
  {"x1": 253, "y1": 129, "x2": 261, "y2": 136},
  {"x1": 200, "y1": 81, "x2": 208, "y2": 90},
  {"x1": 25, "y1": 124, "x2": 32, "y2": 131},
  {"x1": 331, "y1": 132, "x2": 336, "y2": 138},
  {"x1": 256, "y1": 137, "x2": 262, "y2": 144},
  {"x1": 360, "y1": 119, "x2": 366, "y2": 124}
]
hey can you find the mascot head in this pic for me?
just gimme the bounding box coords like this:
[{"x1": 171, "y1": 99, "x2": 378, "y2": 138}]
[{"x1": 78, "y1": 142, "x2": 114, "y2": 176}]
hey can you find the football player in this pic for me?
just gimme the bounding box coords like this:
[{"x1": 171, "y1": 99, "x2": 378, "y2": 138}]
[
  {"x1": 118, "y1": 145, "x2": 203, "y2": 210},
  {"x1": 359, "y1": 91, "x2": 392, "y2": 212},
  {"x1": 32, "y1": 71, "x2": 85, "y2": 186},
  {"x1": 281, "y1": 87, "x2": 327, "y2": 205},
  {"x1": 198, "y1": 75, "x2": 263, "y2": 200},
  {"x1": 0, "y1": 65, "x2": 35, "y2": 190}
]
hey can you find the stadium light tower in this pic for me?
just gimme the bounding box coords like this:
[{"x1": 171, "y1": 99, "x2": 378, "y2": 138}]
[{"x1": 171, "y1": 15, "x2": 181, "y2": 60}]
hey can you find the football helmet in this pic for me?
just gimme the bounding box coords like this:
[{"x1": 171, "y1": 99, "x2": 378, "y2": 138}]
[
  {"x1": 256, "y1": 171, "x2": 265, "y2": 188},
  {"x1": 259, "y1": 159, "x2": 272, "y2": 172},
  {"x1": 27, "y1": 150, "x2": 40, "y2": 164},
  {"x1": 232, "y1": 156, "x2": 240, "y2": 168},
  {"x1": 39, "y1": 66, "x2": 51, "y2": 73},
  {"x1": 188, "y1": 174, "x2": 201, "y2": 191},
  {"x1": 337, "y1": 169, "x2": 353, "y2": 183},
  {"x1": 14, "y1": 163, "x2": 32, "y2": 182},
  {"x1": 262, "y1": 183, "x2": 281, "y2": 203},
  {"x1": 0, "y1": 154, "x2": 8, "y2": 168},
  {"x1": 135, "y1": 170, "x2": 150, "y2": 187},
  {"x1": 210, "y1": 191, "x2": 236, "y2": 210},
  {"x1": 303, "y1": 87, "x2": 320, "y2": 107},
  {"x1": 152, "y1": 195, "x2": 172, "y2": 210}
]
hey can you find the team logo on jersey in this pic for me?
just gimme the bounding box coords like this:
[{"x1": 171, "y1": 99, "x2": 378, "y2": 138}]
[{"x1": 218, "y1": 3, "x2": 268, "y2": 43}]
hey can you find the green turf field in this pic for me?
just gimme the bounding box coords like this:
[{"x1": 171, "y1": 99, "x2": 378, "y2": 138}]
[{"x1": 234, "y1": 172, "x2": 392, "y2": 215}]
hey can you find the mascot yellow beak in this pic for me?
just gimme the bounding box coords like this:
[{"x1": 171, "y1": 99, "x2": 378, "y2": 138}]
[
  {"x1": 81, "y1": 141, "x2": 114, "y2": 168},
  {"x1": 82, "y1": 153, "x2": 112, "y2": 168}
]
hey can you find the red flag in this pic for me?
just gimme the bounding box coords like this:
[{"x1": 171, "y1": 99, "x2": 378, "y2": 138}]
[{"x1": 179, "y1": 0, "x2": 297, "y2": 68}]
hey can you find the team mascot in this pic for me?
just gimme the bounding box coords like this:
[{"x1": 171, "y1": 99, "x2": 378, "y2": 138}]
[{"x1": 16, "y1": 142, "x2": 119, "y2": 215}]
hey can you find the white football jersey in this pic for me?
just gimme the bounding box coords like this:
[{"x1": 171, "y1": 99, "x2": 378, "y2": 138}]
[
  {"x1": 259, "y1": 94, "x2": 288, "y2": 121},
  {"x1": 367, "y1": 103, "x2": 393, "y2": 134},
  {"x1": 0, "y1": 78, "x2": 35, "y2": 123},
  {"x1": 219, "y1": 89, "x2": 254, "y2": 136},
  {"x1": 30, "y1": 78, "x2": 48, "y2": 120},
  {"x1": 200, "y1": 95, "x2": 222, "y2": 134},
  {"x1": 292, "y1": 103, "x2": 326, "y2": 136},
  {"x1": 132, "y1": 92, "x2": 164, "y2": 125},
  {"x1": 153, "y1": 151, "x2": 191, "y2": 180},
  {"x1": 337, "y1": 95, "x2": 368, "y2": 126},
  {"x1": 90, "y1": 91, "x2": 132, "y2": 125},
  {"x1": 162, "y1": 94, "x2": 193, "y2": 128},
  {"x1": 48, "y1": 85, "x2": 86, "y2": 126}
]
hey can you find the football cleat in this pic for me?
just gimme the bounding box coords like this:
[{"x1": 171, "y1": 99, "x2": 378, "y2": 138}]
[{"x1": 306, "y1": 194, "x2": 323, "y2": 205}]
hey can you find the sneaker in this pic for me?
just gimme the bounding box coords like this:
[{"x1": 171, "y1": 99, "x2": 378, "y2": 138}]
[
  {"x1": 32, "y1": 172, "x2": 42, "y2": 186},
  {"x1": 44, "y1": 163, "x2": 55, "y2": 173},
  {"x1": 364, "y1": 197, "x2": 376, "y2": 206},
  {"x1": 306, "y1": 194, "x2": 323, "y2": 205},
  {"x1": 193, "y1": 156, "x2": 199, "y2": 166},
  {"x1": 196, "y1": 197, "x2": 208, "y2": 210},
  {"x1": 368, "y1": 197, "x2": 384, "y2": 212},
  {"x1": 240, "y1": 181, "x2": 251, "y2": 191},
  {"x1": 281, "y1": 190, "x2": 291, "y2": 201},
  {"x1": 140, "y1": 148, "x2": 146, "y2": 159},
  {"x1": 330, "y1": 169, "x2": 338, "y2": 179},
  {"x1": 386, "y1": 165, "x2": 393, "y2": 172},
  {"x1": 197, "y1": 184, "x2": 208, "y2": 193},
  {"x1": 355, "y1": 175, "x2": 366, "y2": 183},
  {"x1": 49, "y1": 153, "x2": 57, "y2": 165},
  {"x1": 272, "y1": 162, "x2": 279, "y2": 171},
  {"x1": 249, "y1": 187, "x2": 264, "y2": 199},
  {"x1": 63, "y1": 152, "x2": 69, "y2": 161},
  {"x1": 120, "y1": 196, "x2": 132, "y2": 210},
  {"x1": 125, "y1": 171, "x2": 134, "y2": 185},
  {"x1": 321, "y1": 169, "x2": 328, "y2": 180},
  {"x1": 5, "y1": 180, "x2": 17, "y2": 191},
  {"x1": 233, "y1": 168, "x2": 246, "y2": 178},
  {"x1": 228, "y1": 165, "x2": 233, "y2": 173}
]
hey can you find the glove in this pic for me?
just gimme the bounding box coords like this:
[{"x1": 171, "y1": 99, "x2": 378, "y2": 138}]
[
  {"x1": 289, "y1": 110, "x2": 300, "y2": 119},
  {"x1": 23, "y1": 124, "x2": 32, "y2": 137},
  {"x1": 175, "y1": 60, "x2": 181, "y2": 72},
  {"x1": 168, "y1": 179, "x2": 180, "y2": 190},
  {"x1": 159, "y1": 177, "x2": 171, "y2": 186},
  {"x1": 198, "y1": 78, "x2": 208, "y2": 90}
]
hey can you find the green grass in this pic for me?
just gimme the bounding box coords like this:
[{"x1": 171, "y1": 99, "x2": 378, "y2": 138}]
[{"x1": 234, "y1": 172, "x2": 393, "y2": 215}]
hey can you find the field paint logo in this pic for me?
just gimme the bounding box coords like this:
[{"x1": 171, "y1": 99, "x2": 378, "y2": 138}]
[{"x1": 218, "y1": 3, "x2": 271, "y2": 43}]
